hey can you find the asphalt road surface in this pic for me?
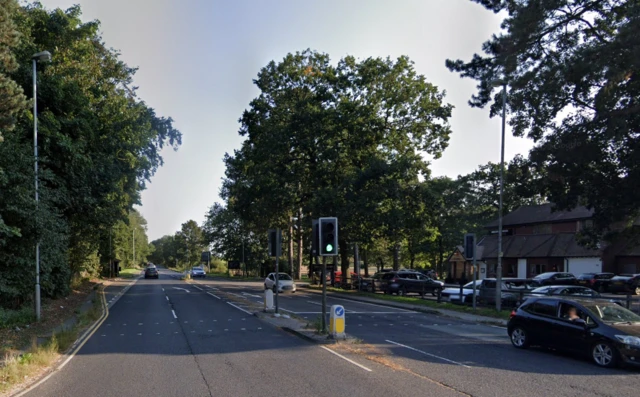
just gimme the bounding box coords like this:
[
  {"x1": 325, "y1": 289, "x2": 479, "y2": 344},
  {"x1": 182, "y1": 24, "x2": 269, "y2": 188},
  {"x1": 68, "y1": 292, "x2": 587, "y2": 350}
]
[
  {"x1": 186, "y1": 277, "x2": 640, "y2": 397},
  {"x1": 22, "y1": 268, "x2": 466, "y2": 397}
]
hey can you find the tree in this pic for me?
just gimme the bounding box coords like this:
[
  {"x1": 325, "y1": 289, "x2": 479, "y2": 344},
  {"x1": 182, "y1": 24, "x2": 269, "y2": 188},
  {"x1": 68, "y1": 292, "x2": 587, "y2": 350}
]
[
  {"x1": 177, "y1": 220, "x2": 205, "y2": 269},
  {"x1": 0, "y1": 0, "x2": 26, "y2": 138},
  {"x1": 222, "y1": 50, "x2": 453, "y2": 279},
  {"x1": 1, "y1": 3, "x2": 181, "y2": 308},
  {"x1": 447, "y1": 0, "x2": 640, "y2": 244}
]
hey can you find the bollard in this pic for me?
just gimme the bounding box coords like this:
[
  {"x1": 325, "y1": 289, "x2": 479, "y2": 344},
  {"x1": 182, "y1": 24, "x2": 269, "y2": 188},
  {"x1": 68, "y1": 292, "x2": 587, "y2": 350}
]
[
  {"x1": 329, "y1": 304, "x2": 345, "y2": 339},
  {"x1": 264, "y1": 289, "x2": 274, "y2": 312}
]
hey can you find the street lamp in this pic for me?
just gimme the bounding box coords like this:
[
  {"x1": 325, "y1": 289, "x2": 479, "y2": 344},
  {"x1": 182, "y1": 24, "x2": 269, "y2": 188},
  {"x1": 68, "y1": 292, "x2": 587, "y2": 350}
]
[
  {"x1": 32, "y1": 50, "x2": 51, "y2": 322},
  {"x1": 490, "y1": 78, "x2": 507, "y2": 312}
]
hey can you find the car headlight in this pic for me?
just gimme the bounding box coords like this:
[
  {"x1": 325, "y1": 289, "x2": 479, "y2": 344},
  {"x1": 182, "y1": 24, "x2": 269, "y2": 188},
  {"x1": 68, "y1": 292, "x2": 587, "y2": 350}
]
[{"x1": 615, "y1": 335, "x2": 640, "y2": 347}]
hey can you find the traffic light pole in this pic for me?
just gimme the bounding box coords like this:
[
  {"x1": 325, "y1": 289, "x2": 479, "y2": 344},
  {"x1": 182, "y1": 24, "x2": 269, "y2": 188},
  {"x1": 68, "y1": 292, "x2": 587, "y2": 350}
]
[{"x1": 321, "y1": 255, "x2": 327, "y2": 333}]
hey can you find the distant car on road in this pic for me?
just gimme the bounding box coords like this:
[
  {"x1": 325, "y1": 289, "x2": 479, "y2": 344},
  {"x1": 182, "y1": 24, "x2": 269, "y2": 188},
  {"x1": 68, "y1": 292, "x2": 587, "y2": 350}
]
[
  {"x1": 507, "y1": 297, "x2": 640, "y2": 368},
  {"x1": 144, "y1": 265, "x2": 159, "y2": 279},
  {"x1": 190, "y1": 266, "x2": 206, "y2": 278},
  {"x1": 264, "y1": 273, "x2": 296, "y2": 293}
]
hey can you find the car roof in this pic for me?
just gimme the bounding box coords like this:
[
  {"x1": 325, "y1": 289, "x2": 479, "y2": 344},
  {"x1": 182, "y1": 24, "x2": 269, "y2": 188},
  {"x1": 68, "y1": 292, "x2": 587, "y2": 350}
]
[{"x1": 523, "y1": 296, "x2": 608, "y2": 305}]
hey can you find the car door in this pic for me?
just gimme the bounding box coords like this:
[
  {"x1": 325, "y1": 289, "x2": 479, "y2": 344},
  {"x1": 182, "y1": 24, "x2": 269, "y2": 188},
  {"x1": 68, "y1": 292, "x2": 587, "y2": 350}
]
[
  {"x1": 521, "y1": 299, "x2": 559, "y2": 346},
  {"x1": 550, "y1": 302, "x2": 593, "y2": 354}
]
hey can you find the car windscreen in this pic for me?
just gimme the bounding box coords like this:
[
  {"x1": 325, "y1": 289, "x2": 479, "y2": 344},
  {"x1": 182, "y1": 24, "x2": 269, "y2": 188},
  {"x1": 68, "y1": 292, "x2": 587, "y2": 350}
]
[
  {"x1": 533, "y1": 273, "x2": 555, "y2": 279},
  {"x1": 577, "y1": 273, "x2": 595, "y2": 279},
  {"x1": 531, "y1": 286, "x2": 551, "y2": 294},
  {"x1": 584, "y1": 303, "x2": 640, "y2": 324},
  {"x1": 277, "y1": 274, "x2": 292, "y2": 280}
]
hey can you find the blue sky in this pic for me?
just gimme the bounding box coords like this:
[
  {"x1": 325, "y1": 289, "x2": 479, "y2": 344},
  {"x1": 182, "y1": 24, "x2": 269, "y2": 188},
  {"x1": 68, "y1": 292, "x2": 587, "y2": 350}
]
[{"x1": 40, "y1": 0, "x2": 533, "y2": 241}]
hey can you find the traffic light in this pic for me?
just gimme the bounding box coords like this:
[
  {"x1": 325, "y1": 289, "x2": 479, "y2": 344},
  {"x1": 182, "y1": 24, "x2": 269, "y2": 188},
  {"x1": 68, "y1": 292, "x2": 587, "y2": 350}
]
[
  {"x1": 464, "y1": 233, "x2": 475, "y2": 260},
  {"x1": 319, "y1": 217, "x2": 338, "y2": 256},
  {"x1": 311, "y1": 219, "x2": 319, "y2": 255},
  {"x1": 268, "y1": 229, "x2": 281, "y2": 257}
]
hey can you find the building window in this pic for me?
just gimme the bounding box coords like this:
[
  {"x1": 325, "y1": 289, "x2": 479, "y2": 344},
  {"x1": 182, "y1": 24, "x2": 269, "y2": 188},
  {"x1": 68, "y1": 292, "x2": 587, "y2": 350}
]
[{"x1": 531, "y1": 264, "x2": 545, "y2": 276}]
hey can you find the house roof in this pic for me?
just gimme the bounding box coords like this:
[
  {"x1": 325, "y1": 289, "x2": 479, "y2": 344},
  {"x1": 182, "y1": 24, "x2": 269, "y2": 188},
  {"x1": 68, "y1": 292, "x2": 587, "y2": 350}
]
[
  {"x1": 484, "y1": 203, "x2": 594, "y2": 228},
  {"x1": 448, "y1": 245, "x2": 484, "y2": 261},
  {"x1": 479, "y1": 233, "x2": 601, "y2": 259}
]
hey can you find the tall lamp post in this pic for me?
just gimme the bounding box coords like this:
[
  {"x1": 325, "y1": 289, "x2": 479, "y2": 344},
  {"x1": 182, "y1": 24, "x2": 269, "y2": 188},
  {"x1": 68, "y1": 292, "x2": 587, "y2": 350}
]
[
  {"x1": 490, "y1": 78, "x2": 507, "y2": 312},
  {"x1": 32, "y1": 50, "x2": 51, "y2": 322}
]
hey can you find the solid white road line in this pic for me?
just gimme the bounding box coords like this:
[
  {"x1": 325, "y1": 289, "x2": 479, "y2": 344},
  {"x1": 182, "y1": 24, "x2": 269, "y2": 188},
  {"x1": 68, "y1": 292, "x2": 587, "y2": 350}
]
[
  {"x1": 165, "y1": 296, "x2": 169, "y2": 301},
  {"x1": 194, "y1": 286, "x2": 203, "y2": 291},
  {"x1": 227, "y1": 302, "x2": 253, "y2": 315},
  {"x1": 385, "y1": 340, "x2": 471, "y2": 368},
  {"x1": 320, "y1": 346, "x2": 372, "y2": 372},
  {"x1": 171, "y1": 310, "x2": 178, "y2": 319},
  {"x1": 207, "y1": 292, "x2": 221, "y2": 299}
]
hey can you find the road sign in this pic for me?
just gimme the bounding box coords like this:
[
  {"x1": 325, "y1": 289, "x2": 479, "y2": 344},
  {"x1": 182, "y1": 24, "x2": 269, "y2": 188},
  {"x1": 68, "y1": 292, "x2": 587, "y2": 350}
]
[{"x1": 329, "y1": 304, "x2": 345, "y2": 339}]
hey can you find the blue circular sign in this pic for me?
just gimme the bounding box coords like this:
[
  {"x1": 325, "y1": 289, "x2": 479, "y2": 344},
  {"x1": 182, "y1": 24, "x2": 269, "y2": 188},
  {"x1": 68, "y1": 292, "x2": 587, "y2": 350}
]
[{"x1": 335, "y1": 306, "x2": 344, "y2": 316}]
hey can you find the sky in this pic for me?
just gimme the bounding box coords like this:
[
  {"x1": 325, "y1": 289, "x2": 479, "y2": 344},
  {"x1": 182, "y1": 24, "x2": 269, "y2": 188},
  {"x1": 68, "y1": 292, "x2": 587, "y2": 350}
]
[{"x1": 39, "y1": 0, "x2": 534, "y2": 241}]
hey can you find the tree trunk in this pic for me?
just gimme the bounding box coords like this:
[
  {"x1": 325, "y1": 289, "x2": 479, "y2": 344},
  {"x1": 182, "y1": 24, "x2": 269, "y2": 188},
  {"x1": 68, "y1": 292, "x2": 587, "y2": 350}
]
[
  {"x1": 339, "y1": 239, "x2": 349, "y2": 286},
  {"x1": 438, "y1": 237, "x2": 444, "y2": 278},
  {"x1": 363, "y1": 248, "x2": 369, "y2": 277},
  {"x1": 409, "y1": 252, "x2": 415, "y2": 269},
  {"x1": 393, "y1": 244, "x2": 400, "y2": 271},
  {"x1": 296, "y1": 209, "x2": 303, "y2": 280}
]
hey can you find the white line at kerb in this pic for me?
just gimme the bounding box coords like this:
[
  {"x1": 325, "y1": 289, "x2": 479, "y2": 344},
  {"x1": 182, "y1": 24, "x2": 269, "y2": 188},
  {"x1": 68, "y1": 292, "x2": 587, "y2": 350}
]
[
  {"x1": 171, "y1": 310, "x2": 178, "y2": 319},
  {"x1": 320, "y1": 346, "x2": 372, "y2": 372},
  {"x1": 207, "y1": 292, "x2": 221, "y2": 300},
  {"x1": 227, "y1": 302, "x2": 252, "y2": 315},
  {"x1": 385, "y1": 340, "x2": 471, "y2": 368}
]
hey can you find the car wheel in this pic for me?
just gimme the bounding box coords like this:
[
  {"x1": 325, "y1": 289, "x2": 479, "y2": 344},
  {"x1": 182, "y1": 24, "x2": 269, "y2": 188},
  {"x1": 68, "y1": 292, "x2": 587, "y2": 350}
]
[
  {"x1": 399, "y1": 287, "x2": 407, "y2": 296},
  {"x1": 592, "y1": 341, "x2": 618, "y2": 368},
  {"x1": 432, "y1": 287, "x2": 442, "y2": 297},
  {"x1": 272, "y1": 286, "x2": 277, "y2": 293},
  {"x1": 509, "y1": 326, "x2": 530, "y2": 349}
]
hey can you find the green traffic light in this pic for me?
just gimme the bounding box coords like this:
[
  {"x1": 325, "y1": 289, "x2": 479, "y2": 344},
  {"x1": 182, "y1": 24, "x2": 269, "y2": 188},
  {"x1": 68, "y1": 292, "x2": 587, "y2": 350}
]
[{"x1": 326, "y1": 244, "x2": 333, "y2": 252}]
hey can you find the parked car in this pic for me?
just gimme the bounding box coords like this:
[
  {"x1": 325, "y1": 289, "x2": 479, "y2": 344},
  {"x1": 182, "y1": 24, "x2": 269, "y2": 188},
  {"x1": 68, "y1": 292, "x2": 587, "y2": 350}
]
[
  {"x1": 372, "y1": 271, "x2": 443, "y2": 296},
  {"x1": 576, "y1": 272, "x2": 615, "y2": 292},
  {"x1": 608, "y1": 274, "x2": 640, "y2": 295},
  {"x1": 190, "y1": 266, "x2": 206, "y2": 278},
  {"x1": 507, "y1": 297, "x2": 640, "y2": 368},
  {"x1": 531, "y1": 272, "x2": 577, "y2": 287},
  {"x1": 264, "y1": 272, "x2": 296, "y2": 293},
  {"x1": 479, "y1": 278, "x2": 535, "y2": 307},
  {"x1": 144, "y1": 265, "x2": 159, "y2": 279},
  {"x1": 528, "y1": 285, "x2": 601, "y2": 298},
  {"x1": 441, "y1": 280, "x2": 484, "y2": 303}
]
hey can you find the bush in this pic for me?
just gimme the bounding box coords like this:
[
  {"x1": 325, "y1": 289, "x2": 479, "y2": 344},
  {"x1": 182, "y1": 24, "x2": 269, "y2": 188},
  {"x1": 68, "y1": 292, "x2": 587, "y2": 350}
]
[{"x1": 0, "y1": 306, "x2": 35, "y2": 329}]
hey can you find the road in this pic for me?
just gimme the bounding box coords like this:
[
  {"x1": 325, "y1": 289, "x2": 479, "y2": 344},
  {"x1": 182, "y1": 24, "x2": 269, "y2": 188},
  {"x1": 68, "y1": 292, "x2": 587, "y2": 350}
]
[
  {"x1": 187, "y1": 276, "x2": 640, "y2": 397},
  {"x1": 21, "y1": 268, "x2": 464, "y2": 397}
]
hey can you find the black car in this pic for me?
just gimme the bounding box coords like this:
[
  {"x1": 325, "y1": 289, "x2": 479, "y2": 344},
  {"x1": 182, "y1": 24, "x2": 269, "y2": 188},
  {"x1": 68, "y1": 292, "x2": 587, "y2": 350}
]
[
  {"x1": 528, "y1": 285, "x2": 601, "y2": 298},
  {"x1": 372, "y1": 271, "x2": 443, "y2": 296},
  {"x1": 507, "y1": 297, "x2": 640, "y2": 368},
  {"x1": 576, "y1": 272, "x2": 615, "y2": 293},
  {"x1": 608, "y1": 274, "x2": 640, "y2": 295},
  {"x1": 531, "y1": 272, "x2": 577, "y2": 287},
  {"x1": 144, "y1": 265, "x2": 159, "y2": 279}
]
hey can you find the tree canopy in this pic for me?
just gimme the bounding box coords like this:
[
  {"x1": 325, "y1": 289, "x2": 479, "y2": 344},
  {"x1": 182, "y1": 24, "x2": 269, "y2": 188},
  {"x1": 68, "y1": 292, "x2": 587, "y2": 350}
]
[
  {"x1": 0, "y1": 3, "x2": 180, "y2": 308},
  {"x1": 447, "y1": 0, "x2": 639, "y2": 243}
]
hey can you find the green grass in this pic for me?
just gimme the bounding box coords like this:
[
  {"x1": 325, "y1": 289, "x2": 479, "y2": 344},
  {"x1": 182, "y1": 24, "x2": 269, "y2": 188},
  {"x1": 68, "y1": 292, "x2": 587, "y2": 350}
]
[
  {"x1": 0, "y1": 306, "x2": 36, "y2": 329},
  {"x1": 118, "y1": 268, "x2": 141, "y2": 279},
  {"x1": 306, "y1": 285, "x2": 511, "y2": 321}
]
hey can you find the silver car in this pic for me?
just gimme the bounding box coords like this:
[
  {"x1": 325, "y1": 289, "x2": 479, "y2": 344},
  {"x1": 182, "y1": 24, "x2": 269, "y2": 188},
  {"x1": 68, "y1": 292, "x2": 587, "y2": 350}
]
[{"x1": 191, "y1": 266, "x2": 206, "y2": 278}]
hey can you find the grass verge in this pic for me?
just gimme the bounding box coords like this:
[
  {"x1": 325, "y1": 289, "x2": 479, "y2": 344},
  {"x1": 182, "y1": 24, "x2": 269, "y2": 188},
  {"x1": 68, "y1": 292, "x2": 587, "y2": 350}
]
[
  {"x1": 0, "y1": 285, "x2": 105, "y2": 395},
  {"x1": 305, "y1": 285, "x2": 511, "y2": 320},
  {"x1": 117, "y1": 268, "x2": 141, "y2": 279}
]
